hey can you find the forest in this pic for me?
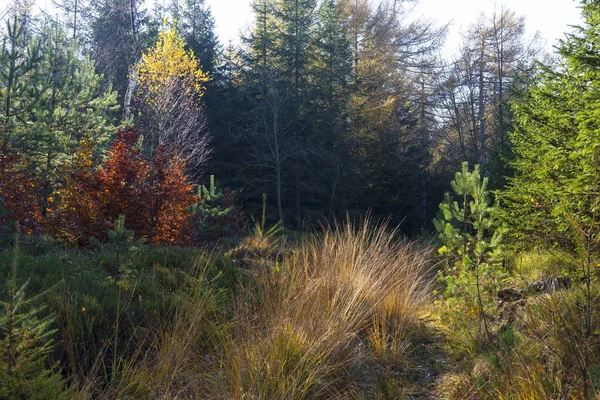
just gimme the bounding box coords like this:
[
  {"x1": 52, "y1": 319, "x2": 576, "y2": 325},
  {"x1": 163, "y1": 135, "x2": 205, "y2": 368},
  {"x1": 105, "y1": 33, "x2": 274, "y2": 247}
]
[{"x1": 1, "y1": 0, "x2": 600, "y2": 398}]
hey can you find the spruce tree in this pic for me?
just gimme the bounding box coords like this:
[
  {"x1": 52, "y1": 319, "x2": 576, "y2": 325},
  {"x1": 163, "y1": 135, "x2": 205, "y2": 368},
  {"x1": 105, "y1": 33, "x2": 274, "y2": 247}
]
[
  {"x1": 504, "y1": 2, "x2": 600, "y2": 395},
  {"x1": 504, "y1": 0, "x2": 600, "y2": 247},
  {"x1": 339, "y1": 0, "x2": 432, "y2": 230},
  {"x1": 26, "y1": 21, "x2": 118, "y2": 212},
  {"x1": 309, "y1": 0, "x2": 352, "y2": 217},
  {"x1": 88, "y1": 0, "x2": 146, "y2": 105},
  {"x1": 182, "y1": 0, "x2": 219, "y2": 76}
]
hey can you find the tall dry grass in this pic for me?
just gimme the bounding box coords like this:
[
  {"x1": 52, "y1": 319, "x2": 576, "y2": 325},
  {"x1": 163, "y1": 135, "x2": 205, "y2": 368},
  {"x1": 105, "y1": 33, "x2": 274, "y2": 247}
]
[
  {"x1": 207, "y1": 218, "x2": 433, "y2": 399},
  {"x1": 75, "y1": 218, "x2": 433, "y2": 399}
]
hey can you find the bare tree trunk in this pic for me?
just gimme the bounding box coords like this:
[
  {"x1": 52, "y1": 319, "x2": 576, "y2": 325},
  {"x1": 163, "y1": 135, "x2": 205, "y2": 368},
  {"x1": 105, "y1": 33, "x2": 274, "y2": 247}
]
[
  {"x1": 273, "y1": 96, "x2": 284, "y2": 223},
  {"x1": 419, "y1": 75, "x2": 427, "y2": 229},
  {"x1": 123, "y1": 58, "x2": 141, "y2": 121},
  {"x1": 72, "y1": 0, "x2": 77, "y2": 40},
  {"x1": 478, "y1": 38, "x2": 486, "y2": 167},
  {"x1": 123, "y1": 0, "x2": 140, "y2": 121}
]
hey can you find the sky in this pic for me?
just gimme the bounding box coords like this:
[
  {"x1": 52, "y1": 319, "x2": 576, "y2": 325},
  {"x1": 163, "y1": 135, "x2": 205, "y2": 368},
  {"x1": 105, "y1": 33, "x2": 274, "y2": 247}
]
[
  {"x1": 205, "y1": 0, "x2": 584, "y2": 54},
  {"x1": 0, "y1": 0, "x2": 584, "y2": 55}
]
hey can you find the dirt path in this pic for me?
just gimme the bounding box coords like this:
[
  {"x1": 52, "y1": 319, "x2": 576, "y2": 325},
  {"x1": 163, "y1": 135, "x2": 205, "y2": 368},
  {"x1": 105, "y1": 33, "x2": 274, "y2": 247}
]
[{"x1": 405, "y1": 316, "x2": 456, "y2": 399}]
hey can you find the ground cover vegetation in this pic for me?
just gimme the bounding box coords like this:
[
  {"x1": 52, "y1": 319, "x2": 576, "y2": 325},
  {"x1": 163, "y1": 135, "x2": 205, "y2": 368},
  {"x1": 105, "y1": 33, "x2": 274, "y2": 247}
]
[{"x1": 2, "y1": 0, "x2": 600, "y2": 398}]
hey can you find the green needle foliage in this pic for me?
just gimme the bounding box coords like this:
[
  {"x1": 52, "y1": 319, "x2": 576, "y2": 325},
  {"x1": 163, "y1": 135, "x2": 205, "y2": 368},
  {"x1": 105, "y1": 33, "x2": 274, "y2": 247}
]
[
  {"x1": 0, "y1": 225, "x2": 67, "y2": 399},
  {"x1": 92, "y1": 215, "x2": 145, "y2": 283},
  {"x1": 503, "y1": 2, "x2": 600, "y2": 395},
  {"x1": 0, "y1": 13, "x2": 44, "y2": 144},
  {"x1": 504, "y1": 0, "x2": 600, "y2": 250},
  {"x1": 194, "y1": 175, "x2": 245, "y2": 239},
  {"x1": 434, "y1": 162, "x2": 505, "y2": 343},
  {"x1": 196, "y1": 175, "x2": 234, "y2": 220}
]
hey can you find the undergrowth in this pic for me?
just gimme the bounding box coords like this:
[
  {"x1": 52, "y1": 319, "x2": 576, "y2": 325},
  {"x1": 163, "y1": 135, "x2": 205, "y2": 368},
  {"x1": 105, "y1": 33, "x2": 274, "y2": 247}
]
[
  {"x1": 435, "y1": 248, "x2": 600, "y2": 399},
  {"x1": 1, "y1": 219, "x2": 435, "y2": 398}
]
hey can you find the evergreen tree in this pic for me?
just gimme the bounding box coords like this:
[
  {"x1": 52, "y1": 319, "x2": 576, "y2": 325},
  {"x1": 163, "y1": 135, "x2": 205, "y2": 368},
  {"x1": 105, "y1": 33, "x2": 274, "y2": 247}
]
[
  {"x1": 26, "y1": 21, "x2": 119, "y2": 212},
  {"x1": 181, "y1": 0, "x2": 219, "y2": 76},
  {"x1": 205, "y1": 44, "x2": 247, "y2": 188},
  {"x1": 338, "y1": 0, "x2": 442, "y2": 231},
  {"x1": 0, "y1": 225, "x2": 68, "y2": 399},
  {"x1": 503, "y1": 3, "x2": 600, "y2": 395},
  {"x1": 273, "y1": 0, "x2": 319, "y2": 224},
  {"x1": 88, "y1": 0, "x2": 147, "y2": 107},
  {"x1": 92, "y1": 214, "x2": 145, "y2": 283},
  {"x1": 0, "y1": 12, "x2": 44, "y2": 147},
  {"x1": 504, "y1": 1, "x2": 600, "y2": 247},
  {"x1": 193, "y1": 175, "x2": 246, "y2": 239},
  {"x1": 244, "y1": 0, "x2": 276, "y2": 78},
  {"x1": 308, "y1": 0, "x2": 352, "y2": 218},
  {"x1": 434, "y1": 162, "x2": 504, "y2": 344},
  {"x1": 51, "y1": 0, "x2": 91, "y2": 44},
  {"x1": 235, "y1": 0, "x2": 302, "y2": 224}
]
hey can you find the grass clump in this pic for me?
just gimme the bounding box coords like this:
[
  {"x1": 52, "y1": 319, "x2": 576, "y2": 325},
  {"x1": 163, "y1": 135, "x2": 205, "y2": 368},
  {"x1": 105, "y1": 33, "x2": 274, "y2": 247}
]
[
  {"x1": 206, "y1": 218, "x2": 432, "y2": 399},
  {"x1": 74, "y1": 259, "x2": 230, "y2": 399}
]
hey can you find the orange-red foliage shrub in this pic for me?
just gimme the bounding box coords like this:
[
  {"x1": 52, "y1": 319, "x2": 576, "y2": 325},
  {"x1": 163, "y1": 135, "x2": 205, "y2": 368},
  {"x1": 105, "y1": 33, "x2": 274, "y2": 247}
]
[
  {"x1": 95, "y1": 129, "x2": 154, "y2": 239},
  {"x1": 49, "y1": 137, "x2": 106, "y2": 245},
  {"x1": 50, "y1": 129, "x2": 200, "y2": 246},
  {"x1": 149, "y1": 148, "x2": 198, "y2": 245},
  {"x1": 0, "y1": 146, "x2": 42, "y2": 236}
]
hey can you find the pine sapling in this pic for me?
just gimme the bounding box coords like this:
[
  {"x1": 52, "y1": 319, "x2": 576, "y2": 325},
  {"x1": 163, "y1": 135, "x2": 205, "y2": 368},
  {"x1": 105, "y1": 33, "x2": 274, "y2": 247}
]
[
  {"x1": 0, "y1": 223, "x2": 67, "y2": 398},
  {"x1": 434, "y1": 162, "x2": 505, "y2": 344}
]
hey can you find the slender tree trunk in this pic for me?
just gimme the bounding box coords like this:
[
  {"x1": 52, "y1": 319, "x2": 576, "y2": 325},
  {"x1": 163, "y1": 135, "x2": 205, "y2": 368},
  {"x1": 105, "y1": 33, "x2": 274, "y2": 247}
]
[
  {"x1": 123, "y1": 0, "x2": 140, "y2": 121},
  {"x1": 273, "y1": 101, "x2": 284, "y2": 223},
  {"x1": 353, "y1": 0, "x2": 359, "y2": 76},
  {"x1": 419, "y1": 75, "x2": 427, "y2": 229},
  {"x1": 478, "y1": 38, "x2": 486, "y2": 167},
  {"x1": 73, "y1": 0, "x2": 78, "y2": 40},
  {"x1": 475, "y1": 211, "x2": 491, "y2": 344},
  {"x1": 475, "y1": 259, "x2": 492, "y2": 343},
  {"x1": 2, "y1": 45, "x2": 15, "y2": 144},
  {"x1": 276, "y1": 164, "x2": 283, "y2": 223},
  {"x1": 123, "y1": 58, "x2": 141, "y2": 121},
  {"x1": 583, "y1": 232, "x2": 591, "y2": 400}
]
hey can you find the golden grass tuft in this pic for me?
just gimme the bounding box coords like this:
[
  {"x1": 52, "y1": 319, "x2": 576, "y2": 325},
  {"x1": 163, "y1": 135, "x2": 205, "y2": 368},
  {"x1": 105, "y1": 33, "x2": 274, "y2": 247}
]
[{"x1": 208, "y1": 218, "x2": 433, "y2": 399}]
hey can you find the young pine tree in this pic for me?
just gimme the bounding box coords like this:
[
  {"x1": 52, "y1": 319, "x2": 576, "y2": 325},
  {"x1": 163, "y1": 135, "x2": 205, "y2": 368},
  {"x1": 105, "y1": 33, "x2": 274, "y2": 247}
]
[
  {"x1": 0, "y1": 13, "x2": 44, "y2": 147},
  {"x1": 0, "y1": 225, "x2": 67, "y2": 399},
  {"x1": 434, "y1": 162, "x2": 505, "y2": 343}
]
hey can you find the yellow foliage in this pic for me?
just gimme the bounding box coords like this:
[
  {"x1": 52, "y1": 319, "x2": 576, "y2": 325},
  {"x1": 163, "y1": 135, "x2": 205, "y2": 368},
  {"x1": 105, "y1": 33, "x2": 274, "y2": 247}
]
[{"x1": 137, "y1": 27, "x2": 209, "y2": 100}]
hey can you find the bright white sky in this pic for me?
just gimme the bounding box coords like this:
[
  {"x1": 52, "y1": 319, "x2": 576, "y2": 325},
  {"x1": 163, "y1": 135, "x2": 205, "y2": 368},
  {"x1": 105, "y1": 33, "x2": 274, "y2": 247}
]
[
  {"x1": 205, "y1": 0, "x2": 583, "y2": 54},
  {"x1": 0, "y1": 0, "x2": 583, "y2": 55}
]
